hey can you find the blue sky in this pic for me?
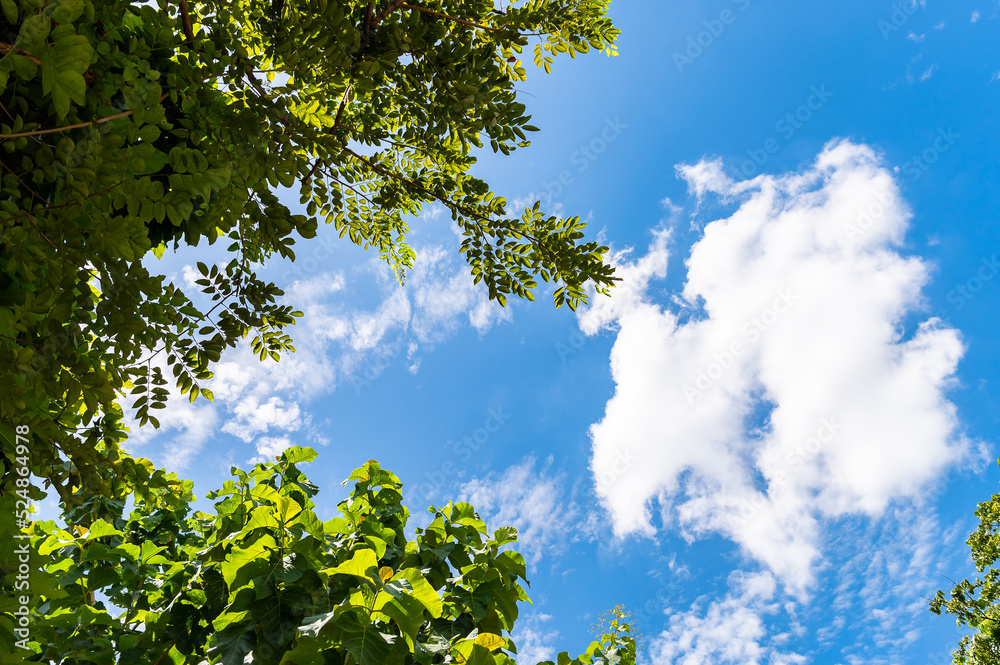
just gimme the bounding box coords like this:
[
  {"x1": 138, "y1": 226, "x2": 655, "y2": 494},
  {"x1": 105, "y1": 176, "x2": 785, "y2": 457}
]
[{"x1": 110, "y1": 1, "x2": 1000, "y2": 663}]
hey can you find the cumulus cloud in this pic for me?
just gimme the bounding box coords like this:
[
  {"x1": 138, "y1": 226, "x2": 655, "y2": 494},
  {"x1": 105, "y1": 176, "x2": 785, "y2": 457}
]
[{"x1": 583, "y1": 140, "x2": 973, "y2": 593}]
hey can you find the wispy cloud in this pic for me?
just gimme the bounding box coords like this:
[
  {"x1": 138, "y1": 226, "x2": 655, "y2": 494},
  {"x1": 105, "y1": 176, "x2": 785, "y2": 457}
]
[
  {"x1": 459, "y1": 456, "x2": 580, "y2": 566},
  {"x1": 649, "y1": 571, "x2": 805, "y2": 665},
  {"x1": 122, "y1": 242, "x2": 511, "y2": 470},
  {"x1": 511, "y1": 613, "x2": 559, "y2": 665}
]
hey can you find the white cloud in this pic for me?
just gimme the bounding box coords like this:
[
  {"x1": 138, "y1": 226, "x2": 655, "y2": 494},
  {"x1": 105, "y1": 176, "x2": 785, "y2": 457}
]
[
  {"x1": 123, "y1": 239, "x2": 512, "y2": 470},
  {"x1": 222, "y1": 396, "x2": 302, "y2": 443},
  {"x1": 583, "y1": 140, "x2": 973, "y2": 593},
  {"x1": 971, "y1": 10, "x2": 981, "y2": 22},
  {"x1": 649, "y1": 571, "x2": 805, "y2": 665},
  {"x1": 248, "y1": 436, "x2": 296, "y2": 465},
  {"x1": 824, "y1": 507, "x2": 966, "y2": 664},
  {"x1": 511, "y1": 614, "x2": 559, "y2": 665},
  {"x1": 459, "y1": 457, "x2": 579, "y2": 566}
]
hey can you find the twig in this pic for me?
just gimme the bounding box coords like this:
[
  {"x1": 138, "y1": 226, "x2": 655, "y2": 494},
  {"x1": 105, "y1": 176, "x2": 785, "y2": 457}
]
[
  {"x1": 0, "y1": 93, "x2": 170, "y2": 140},
  {"x1": 25, "y1": 212, "x2": 59, "y2": 250},
  {"x1": 0, "y1": 41, "x2": 40, "y2": 65},
  {"x1": 151, "y1": 643, "x2": 176, "y2": 665},
  {"x1": 401, "y1": 4, "x2": 499, "y2": 31}
]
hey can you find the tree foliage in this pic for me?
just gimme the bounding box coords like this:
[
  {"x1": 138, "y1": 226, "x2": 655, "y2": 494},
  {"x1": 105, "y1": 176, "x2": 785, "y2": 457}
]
[
  {"x1": 2, "y1": 449, "x2": 638, "y2": 664},
  {"x1": 931, "y1": 460, "x2": 1000, "y2": 664},
  {"x1": 1, "y1": 1, "x2": 627, "y2": 661},
  {"x1": 0, "y1": 0, "x2": 619, "y2": 506}
]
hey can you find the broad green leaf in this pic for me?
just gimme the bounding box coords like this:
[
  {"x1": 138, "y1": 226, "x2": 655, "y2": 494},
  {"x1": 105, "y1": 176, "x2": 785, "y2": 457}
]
[
  {"x1": 221, "y1": 534, "x2": 277, "y2": 588},
  {"x1": 339, "y1": 610, "x2": 394, "y2": 665},
  {"x1": 392, "y1": 568, "x2": 442, "y2": 618},
  {"x1": 274, "y1": 495, "x2": 302, "y2": 524},
  {"x1": 322, "y1": 548, "x2": 378, "y2": 581},
  {"x1": 475, "y1": 633, "x2": 506, "y2": 652},
  {"x1": 85, "y1": 519, "x2": 122, "y2": 540},
  {"x1": 280, "y1": 445, "x2": 318, "y2": 465}
]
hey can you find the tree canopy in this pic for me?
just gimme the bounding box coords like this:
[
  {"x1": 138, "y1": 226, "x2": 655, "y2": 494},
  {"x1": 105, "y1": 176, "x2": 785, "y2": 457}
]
[
  {"x1": 2, "y1": 449, "x2": 639, "y2": 663},
  {"x1": 0, "y1": 0, "x2": 619, "y2": 505},
  {"x1": 1, "y1": 0, "x2": 627, "y2": 662}
]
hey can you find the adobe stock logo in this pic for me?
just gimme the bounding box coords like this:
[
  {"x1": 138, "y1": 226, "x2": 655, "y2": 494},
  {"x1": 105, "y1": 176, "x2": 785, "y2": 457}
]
[
  {"x1": 683, "y1": 289, "x2": 800, "y2": 404},
  {"x1": 944, "y1": 255, "x2": 1000, "y2": 312},
  {"x1": 594, "y1": 450, "x2": 637, "y2": 492},
  {"x1": 736, "y1": 417, "x2": 845, "y2": 523},
  {"x1": 730, "y1": 85, "x2": 834, "y2": 180},
  {"x1": 540, "y1": 117, "x2": 628, "y2": 202},
  {"x1": 411, "y1": 407, "x2": 513, "y2": 503},
  {"x1": 672, "y1": 0, "x2": 753, "y2": 74},
  {"x1": 878, "y1": 0, "x2": 926, "y2": 41}
]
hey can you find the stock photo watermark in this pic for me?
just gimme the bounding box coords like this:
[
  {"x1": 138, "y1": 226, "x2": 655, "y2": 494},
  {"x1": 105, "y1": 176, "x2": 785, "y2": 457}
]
[
  {"x1": 878, "y1": 0, "x2": 927, "y2": 40},
  {"x1": 594, "y1": 450, "x2": 637, "y2": 493},
  {"x1": 540, "y1": 117, "x2": 628, "y2": 203},
  {"x1": 730, "y1": 85, "x2": 834, "y2": 180},
  {"x1": 942, "y1": 255, "x2": 1000, "y2": 312},
  {"x1": 844, "y1": 128, "x2": 958, "y2": 245},
  {"x1": 555, "y1": 331, "x2": 588, "y2": 363},
  {"x1": 11, "y1": 423, "x2": 34, "y2": 650},
  {"x1": 900, "y1": 128, "x2": 959, "y2": 181},
  {"x1": 683, "y1": 289, "x2": 800, "y2": 403},
  {"x1": 411, "y1": 407, "x2": 513, "y2": 503},
  {"x1": 673, "y1": 0, "x2": 753, "y2": 74},
  {"x1": 343, "y1": 352, "x2": 395, "y2": 396},
  {"x1": 736, "y1": 417, "x2": 844, "y2": 522}
]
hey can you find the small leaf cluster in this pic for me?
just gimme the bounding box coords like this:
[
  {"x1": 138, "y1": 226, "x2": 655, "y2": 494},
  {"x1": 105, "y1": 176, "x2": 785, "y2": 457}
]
[{"x1": 931, "y1": 460, "x2": 1000, "y2": 664}]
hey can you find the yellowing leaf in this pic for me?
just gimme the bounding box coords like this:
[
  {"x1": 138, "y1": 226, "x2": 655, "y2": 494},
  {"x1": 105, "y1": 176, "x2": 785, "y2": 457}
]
[{"x1": 475, "y1": 634, "x2": 506, "y2": 652}]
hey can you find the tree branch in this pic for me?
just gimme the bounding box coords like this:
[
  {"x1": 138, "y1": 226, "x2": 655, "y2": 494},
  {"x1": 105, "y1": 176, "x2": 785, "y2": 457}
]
[
  {"x1": 401, "y1": 4, "x2": 499, "y2": 32},
  {"x1": 0, "y1": 93, "x2": 170, "y2": 140},
  {"x1": 179, "y1": 0, "x2": 195, "y2": 45}
]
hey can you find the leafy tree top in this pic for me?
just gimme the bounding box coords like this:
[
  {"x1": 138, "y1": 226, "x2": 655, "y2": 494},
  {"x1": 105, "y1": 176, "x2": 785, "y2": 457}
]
[
  {"x1": 932, "y1": 460, "x2": 1000, "y2": 664},
  {"x1": 2, "y1": 449, "x2": 639, "y2": 665}
]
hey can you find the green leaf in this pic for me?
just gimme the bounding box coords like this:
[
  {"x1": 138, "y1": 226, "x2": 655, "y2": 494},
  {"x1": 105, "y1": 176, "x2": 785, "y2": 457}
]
[
  {"x1": 391, "y1": 568, "x2": 442, "y2": 618},
  {"x1": 10, "y1": 54, "x2": 38, "y2": 81},
  {"x1": 221, "y1": 534, "x2": 277, "y2": 588},
  {"x1": 38, "y1": 32, "x2": 92, "y2": 118},
  {"x1": 281, "y1": 446, "x2": 318, "y2": 465},
  {"x1": 475, "y1": 633, "x2": 506, "y2": 652},
  {"x1": 339, "y1": 610, "x2": 394, "y2": 665},
  {"x1": 50, "y1": 0, "x2": 84, "y2": 23},
  {"x1": 322, "y1": 548, "x2": 378, "y2": 581},
  {"x1": 0, "y1": 0, "x2": 17, "y2": 23},
  {"x1": 274, "y1": 495, "x2": 302, "y2": 524},
  {"x1": 86, "y1": 519, "x2": 123, "y2": 540}
]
